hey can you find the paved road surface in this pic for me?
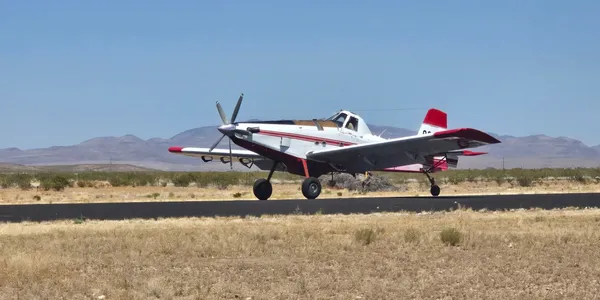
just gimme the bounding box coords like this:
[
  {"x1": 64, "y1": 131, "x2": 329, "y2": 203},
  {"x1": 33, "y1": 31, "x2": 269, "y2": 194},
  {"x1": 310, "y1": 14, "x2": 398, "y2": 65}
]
[{"x1": 1, "y1": 193, "x2": 600, "y2": 223}]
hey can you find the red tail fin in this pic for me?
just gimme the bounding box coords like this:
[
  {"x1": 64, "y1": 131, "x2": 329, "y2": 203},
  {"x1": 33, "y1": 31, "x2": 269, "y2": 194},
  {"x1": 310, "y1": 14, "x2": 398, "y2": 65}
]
[{"x1": 419, "y1": 108, "x2": 447, "y2": 135}]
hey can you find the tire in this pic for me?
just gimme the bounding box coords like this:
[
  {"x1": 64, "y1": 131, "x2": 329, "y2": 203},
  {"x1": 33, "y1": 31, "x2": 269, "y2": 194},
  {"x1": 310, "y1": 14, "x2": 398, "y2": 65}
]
[
  {"x1": 253, "y1": 178, "x2": 272, "y2": 200},
  {"x1": 301, "y1": 177, "x2": 321, "y2": 199},
  {"x1": 430, "y1": 184, "x2": 440, "y2": 197}
]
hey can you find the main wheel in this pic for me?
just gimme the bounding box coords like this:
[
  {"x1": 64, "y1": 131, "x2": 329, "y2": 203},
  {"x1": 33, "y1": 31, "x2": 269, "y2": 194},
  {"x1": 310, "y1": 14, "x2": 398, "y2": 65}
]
[
  {"x1": 301, "y1": 177, "x2": 322, "y2": 199},
  {"x1": 430, "y1": 184, "x2": 440, "y2": 197},
  {"x1": 253, "y1": 178, "x2": 272, "y2": 200}
]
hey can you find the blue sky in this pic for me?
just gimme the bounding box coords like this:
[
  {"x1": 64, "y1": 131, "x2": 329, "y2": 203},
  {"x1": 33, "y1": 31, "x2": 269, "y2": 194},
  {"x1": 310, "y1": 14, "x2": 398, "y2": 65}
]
[{"x1": 1, "y1": 0, "x2": 599, "y2": 149}]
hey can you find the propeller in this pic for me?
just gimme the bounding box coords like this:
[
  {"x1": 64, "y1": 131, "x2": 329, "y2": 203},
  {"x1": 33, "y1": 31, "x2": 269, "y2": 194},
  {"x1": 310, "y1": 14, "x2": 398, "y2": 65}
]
[{"x1": 208, "y1": 93, "x2": 245, "y2": 169}]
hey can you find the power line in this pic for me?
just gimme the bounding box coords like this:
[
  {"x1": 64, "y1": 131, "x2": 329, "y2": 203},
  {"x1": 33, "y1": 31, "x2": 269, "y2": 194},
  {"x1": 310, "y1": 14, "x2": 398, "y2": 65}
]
[{"x1": 347, "y1": 107, "x2": 427, "y2": 112}]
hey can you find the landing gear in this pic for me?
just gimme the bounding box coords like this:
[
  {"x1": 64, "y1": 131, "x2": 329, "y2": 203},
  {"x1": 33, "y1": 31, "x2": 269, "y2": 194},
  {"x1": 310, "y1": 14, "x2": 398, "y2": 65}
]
[
  {"x1": 430, "y1": 182, "x2": 440, "y2": 197},
  {"x1": 326, "y1": 173, "x2": 336, "y2": 188},
  {"x1": 422, "y1": 155, "x2": 448, "y2": 197},
  {"x1": 252, "y1": 161, "x2": 278, "y2": 200},
  {"x1": 253, "y1": 178, "x2": 272, "y2": 200},
  {"x1": 251, "y1": 159, "x2": 323, "y2": 200},
  {"x1": 424, "y1": 171, "x2": 441, "y2": 197},
  {"x1": 301, "y1": 177, "x2": 322, "y2": 199}
]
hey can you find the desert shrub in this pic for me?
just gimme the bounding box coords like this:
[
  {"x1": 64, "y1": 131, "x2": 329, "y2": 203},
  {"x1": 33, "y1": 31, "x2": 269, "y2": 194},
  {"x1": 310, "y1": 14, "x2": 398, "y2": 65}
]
[
  {"x1": 493, "y1": 174, "x2": 506, "y2": 185},
  {"x1": 40, "y1": 175, "x2": 70, "y2": 191},
  {"x1": 354, "y1": 228, "x2": 378, "y2": 245},
  {"x1": 130, "y1": 173, "x2": 156, "y2": 186},
  {"x1": 446, "y1": 171, "x2": 469, "y2": 184},
  {"x1": 76, "y1": 180, "x2": 95, "y2": 188},
  {"x1": 440, "y1": 227, "x2": 461, "y2": 246},
  {"x1": 172, "y1": 173, "x2": 195, "y2": 187},
  {"x1": 319, "y1": 173, "x2": 398, "y2": 192},
  {"x1": 360, "y1": 174, "x2": 400, "y2": 192},
  {"x1": 0, "y1": 173, "x2": 33, "y2": 190},
  {"x1": 108, "y1": 176, "x2": 128, "y2": 187},
  {"x1": 15, "y1": 175, "x2": 33, "y2": 190},
  {"x1": 516, "y1": 175, "x2": 533, "y2": 187},
  {"x1": 404, "y1": 227, "x2": 421, "y2": 244},
  {"x1": 211, "y1": 173, "x2": 240, "y2": 189}
]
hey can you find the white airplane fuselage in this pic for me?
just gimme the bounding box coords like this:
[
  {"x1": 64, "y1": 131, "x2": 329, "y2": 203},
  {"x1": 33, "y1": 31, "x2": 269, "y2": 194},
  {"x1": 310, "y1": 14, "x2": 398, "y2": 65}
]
[
  {"x1": 219, "y1": 110, "x2": 433, "y2": 177},
  {"x1": 229, "y1": 122, "x2": 385, "y2": 158}
]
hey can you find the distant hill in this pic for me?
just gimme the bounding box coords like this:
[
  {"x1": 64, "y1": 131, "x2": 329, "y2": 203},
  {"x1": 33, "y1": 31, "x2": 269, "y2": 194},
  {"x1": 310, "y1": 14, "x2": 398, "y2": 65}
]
[
  {"x1": 1, "y1": 123, "x2": 599, "y2": 171},
  {"x1": 0, "y1": 163, "x2": 43, "y2": 172},
  {"x1": 0, "y1": 163, "x2": 157, "y2": 173}
]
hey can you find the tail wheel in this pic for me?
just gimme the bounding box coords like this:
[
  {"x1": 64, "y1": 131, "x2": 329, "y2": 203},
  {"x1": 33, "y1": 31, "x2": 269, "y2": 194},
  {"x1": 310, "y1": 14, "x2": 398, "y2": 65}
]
[
  {"x1": 253, "y1": 178, "x2": 272, "y2": 200},
  {"x1": 430, "y1": 184, "x2": 440, "y2": 197},
  {"x1": 301, "y1": 177, "x2": 321, "y2": 199}
]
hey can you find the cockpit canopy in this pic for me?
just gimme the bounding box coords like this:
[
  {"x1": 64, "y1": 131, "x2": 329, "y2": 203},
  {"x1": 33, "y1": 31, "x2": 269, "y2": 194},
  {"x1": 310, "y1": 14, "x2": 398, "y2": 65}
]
[{"x1": 325, "y1": 110, "x2": 371, "y2": 135}]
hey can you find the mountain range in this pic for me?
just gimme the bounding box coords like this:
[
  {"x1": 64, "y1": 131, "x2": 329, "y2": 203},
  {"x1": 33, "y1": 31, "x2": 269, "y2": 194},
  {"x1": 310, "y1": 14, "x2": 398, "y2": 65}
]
[{"x1": 1, "y1": 123, "x2": 599, "y2": 171}]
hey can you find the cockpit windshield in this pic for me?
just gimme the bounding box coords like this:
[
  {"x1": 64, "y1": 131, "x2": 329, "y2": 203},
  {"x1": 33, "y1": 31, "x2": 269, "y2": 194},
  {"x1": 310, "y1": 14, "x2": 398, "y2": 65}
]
[
  {"x1": 325, "y1": 112, "x2": 340, "y2": 120},
  {"x1": 327, "y1": 112, "x2": 347, "y2": 127}
]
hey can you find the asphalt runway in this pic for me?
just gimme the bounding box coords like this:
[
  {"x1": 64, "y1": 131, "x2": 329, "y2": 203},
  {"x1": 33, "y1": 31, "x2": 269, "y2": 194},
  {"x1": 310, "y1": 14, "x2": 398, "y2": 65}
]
[{"x1": 2, "y1": 192, "x2": 600, "y2": 223}]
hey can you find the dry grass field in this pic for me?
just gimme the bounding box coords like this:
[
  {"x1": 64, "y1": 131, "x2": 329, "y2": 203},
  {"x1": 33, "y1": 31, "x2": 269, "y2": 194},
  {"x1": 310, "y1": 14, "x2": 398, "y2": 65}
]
[
  {"x1": 0, "y1": 178, "x2": 599, "y2": 204},
  {"x1": 1, "y1": 208, "x2": 600, "y2": 299}
]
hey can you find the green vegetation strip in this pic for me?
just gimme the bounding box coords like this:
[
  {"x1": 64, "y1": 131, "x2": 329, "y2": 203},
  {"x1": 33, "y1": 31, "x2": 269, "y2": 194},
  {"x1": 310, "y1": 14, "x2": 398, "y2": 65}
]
[{"x1": 0, "y1": 167, "x2": 599, "y2": 191}]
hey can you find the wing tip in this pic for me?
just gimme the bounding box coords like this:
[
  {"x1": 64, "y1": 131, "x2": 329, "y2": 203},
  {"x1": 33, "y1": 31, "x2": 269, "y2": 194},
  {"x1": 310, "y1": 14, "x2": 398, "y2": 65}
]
[
  {"x1": 168, "y1": 146, "x2": 183, "y2": 153},
  {"x1": 462, "y1": 150, "x2": 488, "y2": 156},
  {"x1": 434, "y1": 128, "x2": 501, "y2": 144}
]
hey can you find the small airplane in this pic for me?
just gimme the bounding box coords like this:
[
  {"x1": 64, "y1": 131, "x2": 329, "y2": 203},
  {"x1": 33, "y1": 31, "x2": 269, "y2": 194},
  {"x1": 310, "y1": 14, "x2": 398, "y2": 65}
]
[{"x1": 168, "y1": 93, "x2": 501, "y2": 200}]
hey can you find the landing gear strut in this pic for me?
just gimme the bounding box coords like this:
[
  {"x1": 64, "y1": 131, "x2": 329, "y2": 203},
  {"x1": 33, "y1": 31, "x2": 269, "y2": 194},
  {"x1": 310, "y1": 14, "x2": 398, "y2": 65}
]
[
  {"x1": 253, "y1": 161, "x2": 278, "y2": 200},
  {"x1": 326, "y1": 172, "x2": 336, "y2": 188}
]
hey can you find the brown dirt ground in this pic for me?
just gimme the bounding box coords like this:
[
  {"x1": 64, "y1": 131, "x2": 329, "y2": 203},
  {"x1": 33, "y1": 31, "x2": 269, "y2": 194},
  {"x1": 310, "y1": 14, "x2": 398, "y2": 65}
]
[
  {"x1": 1, "y1": 208, "x2": 600, "y2": 299},
  {"x1": 0, "y1": 179, "x2": 599, "y2": 204}
]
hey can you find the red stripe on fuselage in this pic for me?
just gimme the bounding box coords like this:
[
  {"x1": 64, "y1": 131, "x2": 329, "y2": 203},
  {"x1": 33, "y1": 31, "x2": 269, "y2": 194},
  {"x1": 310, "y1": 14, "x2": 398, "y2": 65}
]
[
  {"x1": 258, "y1": 130, "x2": 356, "y2": 146},
  {"x1": 233, "y1": 137, "x2": 335, "y2": 177}
]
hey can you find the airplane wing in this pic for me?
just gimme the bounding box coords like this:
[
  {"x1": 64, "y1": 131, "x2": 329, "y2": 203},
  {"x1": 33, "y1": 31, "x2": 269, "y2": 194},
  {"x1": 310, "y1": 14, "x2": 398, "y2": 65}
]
[
  {"x1": 168, "y1": 146, "x2": 262, "y2": 160},
  {"x1": 168, "y1": 146, "x2": 280, "y2": 170},
  {"x1": 305, "y1": 128, "x2": 500, "y2": 172}
]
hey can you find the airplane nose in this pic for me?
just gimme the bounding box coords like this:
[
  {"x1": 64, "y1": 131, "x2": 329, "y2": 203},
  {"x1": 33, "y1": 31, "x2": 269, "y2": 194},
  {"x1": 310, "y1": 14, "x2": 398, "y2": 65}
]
[{"x1": 218, "y1": 124, "x2": 236, "y2": 135}]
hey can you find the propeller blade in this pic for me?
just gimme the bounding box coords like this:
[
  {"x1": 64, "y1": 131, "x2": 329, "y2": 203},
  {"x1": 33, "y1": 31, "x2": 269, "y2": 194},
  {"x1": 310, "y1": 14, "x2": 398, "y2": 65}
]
[
  {"x1": 216, "y1": 102, "x2": 228, "y2": 124},
  {"x1": 208, "y1": 134, "x2": 225, "y2": 152},
  {"x1": 229, "y1": 93, "x2": 244, "y2": 123},
  {"x1": 228, "y1": 138, "x2": 233, "y2": 170}
]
